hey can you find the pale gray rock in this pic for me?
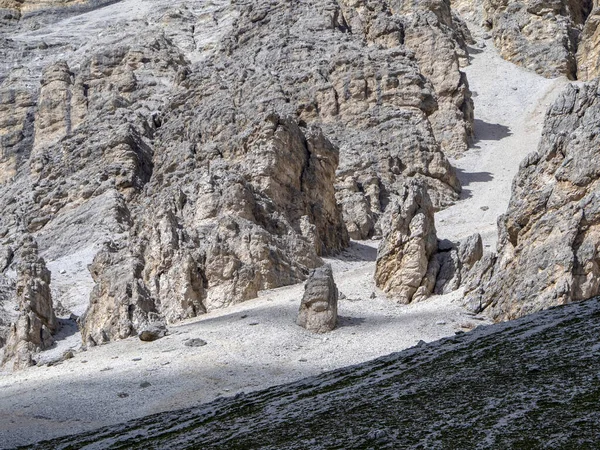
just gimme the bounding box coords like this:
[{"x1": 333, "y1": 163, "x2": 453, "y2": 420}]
[
  {"x1": 0, "y1": 0, "x2": 470, "y2": 345},
  {"x1": 375, "y1": 181, "x2": 438, "y2": 304},
  {"x1": 480, "y1": 0, "x2": 592, "y2": 79},
  {"x1": 433, "y1": 233, "x2": 483, "y2": 295},
  {"x1": 1, "y1": 235, "x2": 57, "y2": 370},
  {"x1": 464, "y1": 81, "x2": 600, "y2": 321},
  {"x1": 297, "y1": 264, "x2": 338, "y2": 333}
]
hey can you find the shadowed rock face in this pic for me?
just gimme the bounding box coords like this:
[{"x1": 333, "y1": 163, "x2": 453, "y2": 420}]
[
  {"x1": 465, "y1": 80, "x2": 600, "y2": 321},
  {"x1": 577, "y1": 1, "x2": 600, "y2": 80},
  {"x1": 0, "y1": 0, "x2": 471, "y2": 346},
  {"x1": 297, "y1": 264, "x2": 338, "y2": 333}
]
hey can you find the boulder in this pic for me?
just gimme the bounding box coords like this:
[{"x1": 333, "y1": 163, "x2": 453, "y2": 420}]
[
  {"x1": 297, "y1": 264, "x2": 338, "y2": 333},
  {"x1": 138, "y1": 322, "x2": 167, "y2": 342}
]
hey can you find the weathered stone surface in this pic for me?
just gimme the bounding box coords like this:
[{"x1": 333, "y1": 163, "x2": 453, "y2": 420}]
[
  {"x1": 297, "y1": 264, "x2": 338, "y2": 333},
  {"x1": 577, "y1": 3, "x2": 600, "y2": 81},
  {"x1": 138, "y1": 322, "x2": 167, "y2": 342},
  {"x1": 375, "y1": 181, "x2": 438, "y2": 304},
  {"x1": 1, "y1": 235, "x2": 57, "y2": 370},
  {"x1": 338, "y1": 0, "x2": 473, "y2": 157},
  {"x1": 395, "y1": 0, "x2": 474, "y2": 156},
  {"x1": 479, "y1": 0, "x2": 592, "y2": 79},
  {"x1": 433, "y1": 233, "x2": 483, "y2": 295},
  {"x1": 465, "y1": 81, "x2": 600, "y2": 320},
  {"x1": 0, "y1": 0, "x2": 469, "y2": 345}
]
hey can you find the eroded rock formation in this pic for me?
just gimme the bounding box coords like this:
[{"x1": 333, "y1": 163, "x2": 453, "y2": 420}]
[
  {"x1": 577, "y1": 2, "x2": 600, "y2": 80},
  {"x1": 465, "y1": 81, "x2": 600, "y2": 320},
  {"x1": 375, "y1": 181, "x2": 438, "y2": 304},
  {"x1": 452, "y1": 0, "x2": 595, "y2": 80},
  {"x1": 434, "y1": 233, "x2": 483, "y2": 295},
  {"x1": 297, "y1": 264, "x2": 338, "y2": 333},
  {"x1": 1, "y1": 236, "x2": 57, "y2": 370}
]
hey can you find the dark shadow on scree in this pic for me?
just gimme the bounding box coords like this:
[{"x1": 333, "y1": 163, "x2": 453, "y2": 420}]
[{"x1": 472, "y1": 119, "x2": 512, "y2": 144}]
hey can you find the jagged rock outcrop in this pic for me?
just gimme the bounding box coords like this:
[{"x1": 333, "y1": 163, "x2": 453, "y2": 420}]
[
  {"x1": 576, "y1": 2, "x2": 600, "y2": 80},
  {"x1": 392, "y1": 0, "x2": 474, "y2": 156},
  {"x1": 433, "y1": 233, "x2": 483, "y2": 294},
  {"x1": 1, "y1": 236, "x2": 57, "y2": 370},
  {"x1": 80, "y1": 114, "x2": 348, "y2": 345},
  {"x1": 375, "y1": 181, "x2": 438, "y2": 304},
  {"x1": 338, "y1": 0, "x2": 474, "y2": 157},
  {"x1": 0, "y1": 0, "x2": 471, "y2": 345},
  {"x1": 297, "y1": 264, "x2": 338, "y2": 333},
  {"x1": 462, "y1": 0, "x2": 593, "y2": 79},
  {"x1": 465, "y1": 80, "x2": 600, "y2": 321}
]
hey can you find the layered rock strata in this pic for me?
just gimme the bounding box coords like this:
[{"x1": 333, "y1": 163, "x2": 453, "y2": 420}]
[
  {"x1": 0, "y1": 0, "x2": 474, "y2": 346},
  {"x1": 452, "y1": 0, "x2": 595, "y2": 80}
]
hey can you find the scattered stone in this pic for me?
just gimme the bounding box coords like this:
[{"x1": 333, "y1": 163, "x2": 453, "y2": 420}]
[
  {"x1": 297, "y1": 264, "x2": 338, "y2": 333},
  {"x1": 369, "y1": 292, "x2": 376, "y2": 299},
  {"x1": 480, "y1": 206, "x2": 489, "y2": 211},
  {"x1": 248, "y1": 323, "x2": 259, "y2": 326},
  {"x1": 117, "y1": 392, "x2": 129, "y2": 398},
  {"x1": 435, "y1": 321, "x2": 447, "y2": 326},
  {"x1": 140, "y1": 381, "x2": 152, "y2": 388},
  {"x1": 132, "y1": 358, "x2": 142, "y2": 361},
  {"x1": 62, "y1": 350, "x2": 74, "y2": 360},
  {"x1": 184, "y1": 338, "x2": 207, "y2": 348},
  {"x1": 139, "y1": 322, "x2": 167, "y2": 342}
]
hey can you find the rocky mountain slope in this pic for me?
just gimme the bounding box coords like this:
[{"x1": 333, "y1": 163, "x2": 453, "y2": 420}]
[
  {"x1": 1, "y1": 0, "x2": 600, "y2": 446},
  {"x1": 465, "y1": 78, "x2": 600, "y2": 320},
  {"x1": 452, "y1": 0, "x2": 598, "y2": 80},
  {"x1": 26, "y1": 296, "x2": 600, "y2": 449},
  {"x1": 0, "y1": 0, "x2": 479, "y2": 367}
]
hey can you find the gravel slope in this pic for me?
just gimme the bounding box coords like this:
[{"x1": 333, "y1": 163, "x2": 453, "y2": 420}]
[{"x1": 26, "y1": 297, "x2": 600, "y2": 449}]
